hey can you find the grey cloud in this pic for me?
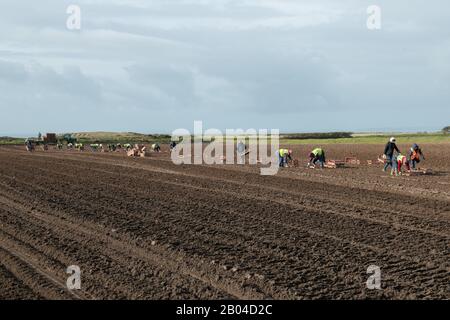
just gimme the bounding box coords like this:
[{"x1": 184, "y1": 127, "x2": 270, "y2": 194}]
[
  {"x1": 0, "y1": 60, "x2": 28, "y2": 82},
  {"x1": 0, "y1": 0, "x2": 449, "y2": 134}
]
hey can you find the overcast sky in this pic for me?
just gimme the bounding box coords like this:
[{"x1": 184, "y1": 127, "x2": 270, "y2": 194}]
[{"x1": 0, "y1": 0, "x2": 449, "y2": 135}]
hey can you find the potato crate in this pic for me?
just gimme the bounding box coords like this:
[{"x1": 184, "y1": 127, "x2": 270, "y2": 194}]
[
  {"x1": 345, "y1": 157, "x2": 360, "y2": 165},
  {"x1": 127, "y1": 149, "x2": 138, "y2": 157},
  {"x1": 324, "y1": 160, "x2": 346, "y2": 169}
]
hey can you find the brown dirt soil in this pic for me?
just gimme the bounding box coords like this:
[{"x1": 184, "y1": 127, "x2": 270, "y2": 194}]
[{"x1": 0, "y1": 143, "x2": 448, "y2": 299}]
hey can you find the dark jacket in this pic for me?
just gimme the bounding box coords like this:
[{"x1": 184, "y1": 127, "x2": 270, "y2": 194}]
[
  {"x1": 408, "y1": 146, "x2": 424, "y2": 160},
  {"x1": 384, "y1": 142, "x2": 399, "y2": 157}
]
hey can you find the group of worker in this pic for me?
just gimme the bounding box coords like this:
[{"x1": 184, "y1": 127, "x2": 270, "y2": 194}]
[
  {"x1": 25, "y1": 136, "x2": 425, "y2": 175},
  {"x1": 276, "y1": 137, "x2": 425, "y2": 175},
  {"x1": 276, "y1": 147, "x2": 325, "y2": 168},
  {"x1": 27, "y1": 140, "x2": 178, "y2": 154},
  {"x1": 148, "y1": 141, "x2": 177, "y2": 152},
  {"x1": 383, "y1": 137, "x2": 425, "y2": 175}
]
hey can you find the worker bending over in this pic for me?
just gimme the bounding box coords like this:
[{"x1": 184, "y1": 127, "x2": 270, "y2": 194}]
[
  {"x1": 25, "y1": 139, "x2": 34, "y2": 152},
  {"x1": 151, "y1": 143, "x2": 161, "y2": 152},
  {"x1": 108, "y1": 144, "x2": 117, "y2": 152},
  {"x1": 392, "y1": 153, "x2": 410, "y2": 176},
  {"x1": 308, "y1": 148, "x2": 326, "y2": 168},
  {"x1": 408, "y1": 144, "x2": 425, "y2": 169},
  {"x1": 277, "y1": 149, "x2": 292, "y2": 167}
]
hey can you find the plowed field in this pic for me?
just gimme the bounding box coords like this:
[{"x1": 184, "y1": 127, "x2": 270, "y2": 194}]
[{"x1": 0, "y1": 144, "x2": 448, "y2": 299}]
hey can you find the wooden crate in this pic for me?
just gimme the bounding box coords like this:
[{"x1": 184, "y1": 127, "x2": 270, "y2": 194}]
[
  {"x1": 127, "y1": 149, "x2": 138, "y2": 157},
  {"x1": 325, "y1": 160, "x2": 345, "y2": 169},
  {"x1": 345, "y1": 157, "x2": 360, "y2": 165},
  {"x1": 403, "y1": 168, "x2": 433, "y2": 176}
]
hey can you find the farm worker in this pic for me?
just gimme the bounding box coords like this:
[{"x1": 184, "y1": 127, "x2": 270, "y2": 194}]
[
  {"x1": 392, "y1": 153, "x2": 410, "y2": 176},
  {"x1": 151, "y1": 143, "x2": 161, "y2": 152},
  {"x1": 308, "y1": 148, "x2": 326, "y2": 168},
  {"x1": 277, "y1": 149, "x2": 292, "y2": 167},
  {"x1": 383, "y1": 137, "x2": 400, "y2": 172},
  {"x1": 237, "y1": 141, "x2": 246, "y2": 164},
  {"x1": 408, "y1": 144, "x2": 425, "y2": 169},
  {"x1": 25, "y1": 139, "x2": 33, "y2": 152}
]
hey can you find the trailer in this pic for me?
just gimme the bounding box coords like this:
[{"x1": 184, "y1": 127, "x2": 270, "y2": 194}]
[{"x1": 43, "y1": 133, "x2": 57, "y2": 145}]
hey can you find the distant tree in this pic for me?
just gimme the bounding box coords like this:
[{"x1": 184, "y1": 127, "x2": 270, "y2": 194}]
[
  {"x1": 38, "y1": 132, "x2": 42, "y2": 140},
  {"x1": 282, "y1": 132, "x2": 353, "y2": 140},
  {"x1": 443, "y1": 126, "x2": 450, "y2": 134}
]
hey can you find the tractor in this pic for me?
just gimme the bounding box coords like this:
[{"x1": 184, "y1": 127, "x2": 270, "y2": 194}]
[{"x1": 60, "y1": 134, "x2": 78, "y2": 146}]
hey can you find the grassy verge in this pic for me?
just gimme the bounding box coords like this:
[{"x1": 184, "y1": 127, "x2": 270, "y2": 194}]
[
  {"x1": 2, "y1": 132, "x2": 448, "y2": 145},
  {"x1": 280, "y1": 133, "x2": 450, "y2": 145},
  {"x1": 0, "y1": 137, "x2": 25, "y2": 145},
  {"x1": 67, "y1": 132, "x2": 172, "y2": 144}
]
